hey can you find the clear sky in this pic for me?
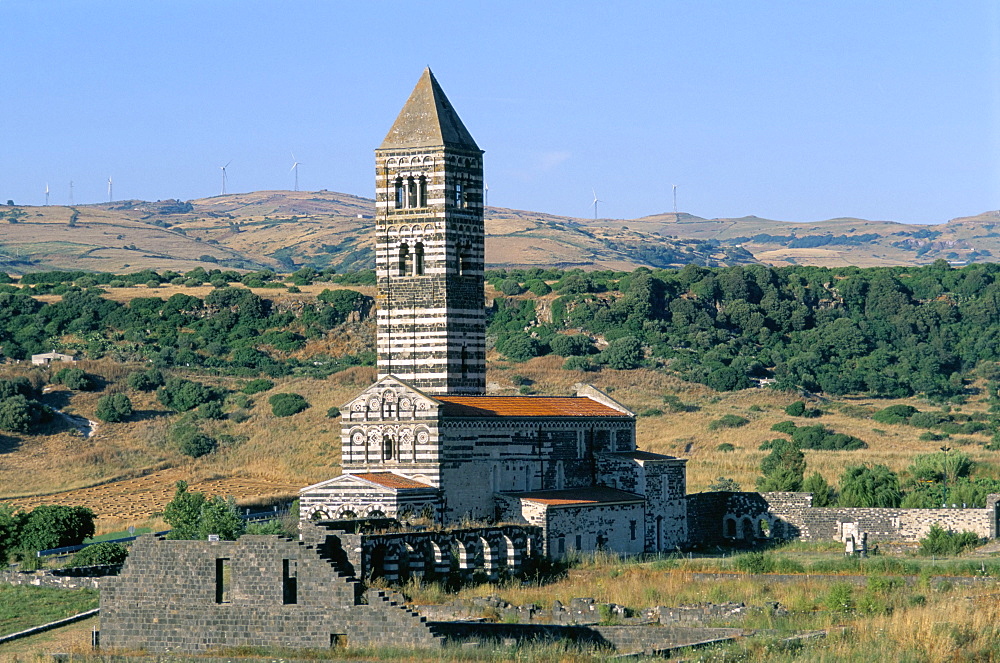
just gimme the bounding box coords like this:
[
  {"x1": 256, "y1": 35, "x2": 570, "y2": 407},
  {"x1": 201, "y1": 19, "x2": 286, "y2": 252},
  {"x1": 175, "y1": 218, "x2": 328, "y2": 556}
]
[{"x1": 1, "y1": 1, "x2": 998, "y2": 224}]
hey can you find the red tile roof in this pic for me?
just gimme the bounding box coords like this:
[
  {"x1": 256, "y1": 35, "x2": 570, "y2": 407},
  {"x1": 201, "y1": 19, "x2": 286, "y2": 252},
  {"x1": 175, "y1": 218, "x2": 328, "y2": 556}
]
[
  {"x1": 510, "y1": 486, "x2": 644, "y2": 507},
  {"x1": 435, "y1": 396, "x2": 629, "y2": 418},
  {"x1": 351, "y1": 472, "x2": 436, "y2": 491}
]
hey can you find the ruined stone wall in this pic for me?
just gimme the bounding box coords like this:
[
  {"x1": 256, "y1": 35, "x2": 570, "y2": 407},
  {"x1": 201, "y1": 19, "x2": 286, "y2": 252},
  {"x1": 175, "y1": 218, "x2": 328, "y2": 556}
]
[
  {"x1": 100, "y1": 535, "x2": 443, "y2": 653},
  {"x1": 544, "y1": 503, "x2": 645, "y2": 558},
  {"x1": 688, "y1": 491, "x2": 1000, "y2": 545}
]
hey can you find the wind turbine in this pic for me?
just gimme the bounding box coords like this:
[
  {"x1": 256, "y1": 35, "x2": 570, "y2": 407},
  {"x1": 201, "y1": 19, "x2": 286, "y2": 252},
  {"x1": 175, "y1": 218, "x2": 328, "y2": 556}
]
[
  {"x1": 44, "y1": 183, "x2": 49, "y2": 206},
  {"x1": 220, "y1": 160, "x2": 232, "y2": 195},
  {"x1": 290, "y1": 153, "x2": 301, "y2": 192},
  {"x1": 107, "y1": 177, "x2": 113, "y2": 203},
  {"x1": 484, "y1": 182, "x2": 489, "y2": 209},
  {"x1": 592, "y1": 189, "x2": 601, "y2": 220},
  {"x1": 672, "y1": 184, "x2": 678, "y2": 215}
]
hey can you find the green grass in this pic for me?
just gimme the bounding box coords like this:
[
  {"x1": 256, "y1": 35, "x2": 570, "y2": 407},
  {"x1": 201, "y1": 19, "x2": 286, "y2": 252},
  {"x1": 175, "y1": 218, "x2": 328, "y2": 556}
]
[{"x1": 0, "y1": 586, "x2": 98, "y2": 636}]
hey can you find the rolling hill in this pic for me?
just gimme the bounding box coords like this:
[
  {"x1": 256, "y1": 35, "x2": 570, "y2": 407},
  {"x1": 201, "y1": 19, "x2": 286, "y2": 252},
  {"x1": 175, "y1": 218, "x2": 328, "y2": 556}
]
[{"x1": 0, "y1": 190, "x2": 997, "y2": 274}]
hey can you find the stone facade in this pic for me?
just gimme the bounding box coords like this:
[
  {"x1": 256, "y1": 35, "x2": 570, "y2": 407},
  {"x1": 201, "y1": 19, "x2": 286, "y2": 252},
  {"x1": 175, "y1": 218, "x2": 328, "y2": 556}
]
[
  {"x1": 687, "y1": 491, "x2": 1000, "y2": 546},
  {"x1": 100, "y1": 535, "x2": 444, "y2": 653},
  {"x1": 375, "y1": 68, "x2": 486, "y2": 396}
]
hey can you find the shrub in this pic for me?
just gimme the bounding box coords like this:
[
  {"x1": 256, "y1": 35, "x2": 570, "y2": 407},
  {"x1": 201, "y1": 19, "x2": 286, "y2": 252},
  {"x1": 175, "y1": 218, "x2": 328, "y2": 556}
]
[
  {"x1": 872, "y1": 404, "x2": 918, "y2": 425},
  {"x1": 757, "y1": 439, "x2": 805, "y2": 492},
  {"x1": 269, "y1": 393, "x2": 309, "y2": 417},
  {"x1": 639, "y1": 408, "x2": 663, "y2": 417},
  {"x1": 919, "y1": 524, "x2": 981, "y2": 556},
  {"x1": 69, "y1": 541, "x2": 128, "y2": 567},
  {"x1": 549, "y1": 334, "x2": 595, "y2": 357},
  {"x1": 771, "y1": 421, "x2": 798, "y2": 435},
  {"x1": 174, "y1": 425, "x2": 217, "y2": 458},
  {"x1": 910, "y1": 411, "x2": 948, "y2": 429},
  {"x1": 716, "y1": 443, "x2": 735, "y2": 453},
  {"x1": 158, "y1": 378, "x2": 221, "y2": 412},
  {"x1": 497, "y1": 278, "x2": 525, "y2": 295},
  {"x1": 839, "y1": 464, "x2": 902, "y2": 508},
  {"x1": 497, "y1": 333, "x2": 542, "y2": 362},
  {"x1": 95, "y1": 393, "x2": 132, "y2": 423},
  {"x1": 242, "y1": 378, "x2": 275, "y2": 395},
  {"x1": 784, "y1": 401, "x2": 806, "y2": 417},
  {"x1": 126, "y1": 369, "x2": 164, "y2": 392},
  {"x1": 562, "y1": 356, "x2": 593, "y2": 372},
  {"x1": 196, "y1": 401, "x2": 225, "y2": 420},
  {"x1": 327, "y1": 406, "x2": 341, "y2": 418},
  {"x1": 708, "y1": 415, "x2": 749, "y2": 431},
  {"x1": 52, "y1": 368, "x2": 94, "y2": 391},
  {"x1": 526, "y1": 279, "x2": 552, "y2": 296},
  {"x1": 0, "y1": 395, "x2": 48, "y2": 433},
  {"x1": 825, "y1": 582, "x2": 854, "y2": 612},
  {"x1": 802, "y1": 472, "x2": 835, "y2": 506},
  {"x1": 0, "y1": 377, "x2": 35, "y2": 400}
]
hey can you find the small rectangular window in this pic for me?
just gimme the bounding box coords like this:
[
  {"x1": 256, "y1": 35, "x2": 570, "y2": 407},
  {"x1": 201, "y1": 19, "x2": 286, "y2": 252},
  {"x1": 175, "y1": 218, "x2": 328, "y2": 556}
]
[
  {"x1": 215, "y1": 558, "x2": 231, "y2": 604},
  {"x1": 630, "y1": 520, "x2": 637, "y2": 541},
  {"x1": 575, "y1": 534, "x2": 582, "y2": 550},
  {"x1": 283, "y1": 559, "x2": 298, "y2": 605},
  {"x1": 557, "y1": 537, "x2": 565, "y2": 554}
]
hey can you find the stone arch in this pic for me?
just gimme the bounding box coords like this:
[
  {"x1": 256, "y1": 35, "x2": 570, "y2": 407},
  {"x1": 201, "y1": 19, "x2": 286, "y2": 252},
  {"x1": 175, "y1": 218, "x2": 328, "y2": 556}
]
[
  {"x1": 452, "y1": 540, "x2": 472, "y2": 574},
  {"x1": 309, "y1": 509, "x2": 330, "y2": 521},
  {"x1": 337, "y1": 508, "x2": 358, "y2": 520},
  {"x1": 502, "y1": 535, "x2": 520, "y2": 573},
  {"x1": 431, "y1": 541, "x2": 449, "y2": 577},
  {"x1": 757, "y1": 517, "x2": 772, "y2": 539},
  {"x1": 367, "y1": 508, "x2": 387, "y2": 519},
  {"x1": 723, "y1": 516, "x2": 737, "y2": 538},
  {"x1": 369, "y1": 544, "x2": 389, "y2": 581}
]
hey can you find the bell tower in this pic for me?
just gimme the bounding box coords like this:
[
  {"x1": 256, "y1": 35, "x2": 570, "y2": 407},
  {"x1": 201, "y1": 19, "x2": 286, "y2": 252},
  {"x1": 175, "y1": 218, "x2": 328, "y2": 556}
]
[{"x1": 374, "y1": 68, "x2": 486, "y2": 395}]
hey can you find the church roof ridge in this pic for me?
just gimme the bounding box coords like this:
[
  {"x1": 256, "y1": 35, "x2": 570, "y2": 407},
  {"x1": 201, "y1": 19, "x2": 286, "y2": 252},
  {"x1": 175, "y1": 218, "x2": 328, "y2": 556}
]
[
  {"x1": 378, "y1": 68, "x2": 482, "y2": 152},
  {"x1": 434, "y1": 394, "x2": 632, "y2": 418}
]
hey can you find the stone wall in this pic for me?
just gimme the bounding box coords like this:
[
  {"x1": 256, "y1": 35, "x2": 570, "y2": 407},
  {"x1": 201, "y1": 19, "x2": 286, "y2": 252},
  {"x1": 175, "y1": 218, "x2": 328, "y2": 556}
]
[
  {"x1": 688, "y1": 491, "x2": 1000, "y2": 545},
  {"x1": 100, "y1": 534, "x2": 444, "y2": 653}
]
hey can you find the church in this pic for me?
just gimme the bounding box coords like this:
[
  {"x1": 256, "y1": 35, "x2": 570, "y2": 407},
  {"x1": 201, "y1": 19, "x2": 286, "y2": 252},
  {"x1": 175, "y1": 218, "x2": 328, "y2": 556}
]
[{"x1": 300, "y1": 69, "x2": 688, "y2": 557}]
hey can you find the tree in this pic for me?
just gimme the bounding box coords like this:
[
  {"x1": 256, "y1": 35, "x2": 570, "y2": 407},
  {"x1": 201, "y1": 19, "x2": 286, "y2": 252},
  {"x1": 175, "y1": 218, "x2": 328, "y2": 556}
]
[
  {"x1": 69, "y1": 541, "x2": 129, "y2": 567},
  {"x1": 269, "y1": 393, "x2": 309, "y2": 417},
  {"x1": 157, "y1": 378, "x2": 221, "y2": 411},
  {"x1": 199, "y1": 496, "x2": 246, "y2": 540},
  {"x1": 708, "y1": 477, "x2": 742, "y2": 492},
  {"x1": 756, "y1": 439, "x2": 805, "y2": 491},
  {"x1": 496, "y1": 333, "x2": 542, "y2": 362},
  {"x1": 0, "y1": 395, "x2": 36, "y2": 433},
  {"x1": 18, "y1": 505, "x2": 95, "y2": 552},
  {"x1": 603, "y1": 336, "x2": 643, "y2": 370},
  {"x1": 0, "y1": 503, "x2": 22, "y2": 562},
  {"x1": 95, "y1": 393, "x2": 132, "y2": 423},
  {"x1": 802, "y1": 472, "x2": 835, "y2": 506},
  {"x1": 126, "y1": 368, "x2": 164, "y2": 392},
  {"x1": 164, "y1": 481, "x2": 207, "y2": 540},
  {"x1": 838, "y1": 464, "x2": 902, "y2": 508}
]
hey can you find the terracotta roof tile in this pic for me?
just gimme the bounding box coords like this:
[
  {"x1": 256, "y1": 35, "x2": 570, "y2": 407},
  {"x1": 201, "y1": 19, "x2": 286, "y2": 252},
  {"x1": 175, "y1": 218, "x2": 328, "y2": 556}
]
[
  {"x1": 351, "y1": 472, "x2": 436, "y2": 491},
  {"x1": 510, "y1": 486, "x2": 644, "y2": 507},
  {"x1": 435, "y1": 396, "x2": 629, "y2": 418}
]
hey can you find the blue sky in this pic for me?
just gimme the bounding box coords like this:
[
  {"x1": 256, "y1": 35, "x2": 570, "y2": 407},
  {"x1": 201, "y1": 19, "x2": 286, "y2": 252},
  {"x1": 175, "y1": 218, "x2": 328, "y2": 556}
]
[{"x1": 0, "y1": 1, "x2": 998, "y2": 224}]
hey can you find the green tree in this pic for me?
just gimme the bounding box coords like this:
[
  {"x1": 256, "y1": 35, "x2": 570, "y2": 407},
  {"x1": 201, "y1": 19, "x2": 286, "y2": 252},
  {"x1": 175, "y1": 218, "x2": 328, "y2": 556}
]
[
  {"x1": 52, "y1": 368, "x2": 94, "y2": 391},
  {"x1": 126, "y1": 369, "x2": 164, "y2": 392},
  {"x1": 199, "y1": 496, "x2": 246, "y2": 540},
  {"x1": 496, "y1": 333, "x2": 542, "y2": 362},
  {"x1": 95, "y1": 393, "x2": 132, "y2": 423},
  {"x1": 0, "y1": 395, "x2": 36, "y2": 433},
  {"x1": 838, "y1": 464, "x2": 902, "y2": 508},
  {"x1": 18, "y1": 505, "x2": 95, "y2": 552},
  {"x1": 0, "y1": 504, "x2": 22, "y2": 562},
  {"x1": 603, "y1": 336, "x2": 643, "y2": 370},
  {"x1": 756, "y1": 439, "x2": 805, "y2": 491},
  {"x1": 164, "y1": 481, "x2": 207, "y2": 540},
  {"x1": 708, "y1": 477, "x2": 742, "y2": 492},
  {"x1": 803, "y1": 472, "x2": 835, "y2": 506},
  {"x1": 157, "y1": 378, "x2": 221, "y2": 412}
]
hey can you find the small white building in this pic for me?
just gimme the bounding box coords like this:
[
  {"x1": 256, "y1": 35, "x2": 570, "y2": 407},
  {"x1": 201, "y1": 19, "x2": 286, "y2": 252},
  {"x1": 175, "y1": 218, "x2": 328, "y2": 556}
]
[{"x1": 31, "y1": 352, "x2": 76, "y2": 366}]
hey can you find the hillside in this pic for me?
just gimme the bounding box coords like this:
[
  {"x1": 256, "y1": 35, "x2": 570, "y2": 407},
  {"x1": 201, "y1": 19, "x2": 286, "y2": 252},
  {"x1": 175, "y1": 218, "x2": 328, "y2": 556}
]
[{"x1": 2, "y1": 191, "x2": 996, "y2": 274}]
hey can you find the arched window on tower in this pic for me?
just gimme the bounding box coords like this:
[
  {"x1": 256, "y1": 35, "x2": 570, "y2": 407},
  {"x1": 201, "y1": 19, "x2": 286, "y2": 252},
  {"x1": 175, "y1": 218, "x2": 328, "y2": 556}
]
[
  {"x1": 398, "y1": 242, "x2": 409, "y2": 276},
  {"x1": 383, "y1": 432, "x2": 395, "y2": 461},
  {"x1": 454, "y1": 182, "x2": 463, "y2": 208},
  {"x1": 414, "y1": 242, "x2": 425, "y2": 276},
  {"x1": 394, "y1": 178, "x2": 404, "y2": 209},
  {"x1": 407, "y1": 176, "x2": 417, "y2": 208},
  {"x1": 417, "y1": 176, "x2": 427, "y2": 207}
]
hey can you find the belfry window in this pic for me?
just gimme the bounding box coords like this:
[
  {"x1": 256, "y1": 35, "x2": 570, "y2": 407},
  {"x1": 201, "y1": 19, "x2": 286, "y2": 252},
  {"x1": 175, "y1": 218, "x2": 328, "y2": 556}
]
[
  {"x1": 414, "y1": 242, "x2": 425, "y2": 275},
  {"x1": 407, "y1": 176, "x2": 417, "y2": 208},
  {"x1": 383, "y1": 433, "x2": 395, "y2": 461},
  {"x1": 398, "y1": 242, "x2": 409, "y2": 276},
  {"x1": 454, "y1": 182, "x2": 463, "y2": 208},
  {"x1": 417, "y1": 176, "x2": 427, "y2": 207},
  {"x1": 394, "y1": 178, "x2": 404, "y2": 209}
]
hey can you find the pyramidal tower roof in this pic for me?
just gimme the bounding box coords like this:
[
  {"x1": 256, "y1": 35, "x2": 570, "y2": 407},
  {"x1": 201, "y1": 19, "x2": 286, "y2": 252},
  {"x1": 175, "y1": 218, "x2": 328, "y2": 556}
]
[{"x1": 378, "y1": 68, "x2": 481, "y2": 152}]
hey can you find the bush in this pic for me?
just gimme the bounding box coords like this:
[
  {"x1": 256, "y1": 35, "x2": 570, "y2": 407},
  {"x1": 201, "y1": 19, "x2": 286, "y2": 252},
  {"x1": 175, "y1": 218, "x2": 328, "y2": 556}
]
[
  {"x1": 196, "y1": 401, "x2": 225, "y2": 420},
  {"x1": 771, "y1": 421, "x2": 798, "y2": 435},
  {"x1": 0, "y1": 395, "x2": 48, "y2": 433},
  {"x1": 919, "y1": 524, "x2": 981, "y2": 556},
  {"x1": 549, "y1": 334, "x2": 595, "y2": 357},
  {"x1": 158, "y1": 378, "x2": 221, "y2": 412},
  {"x1": 95, "y1": 393, "x2": 132, "y2": 423},
  {"x1": 497, "y1": 278, "x2": 526, "y2": 295},
  {"x1": 174, "y1": 426, "x2": 217, "y2": 458},
  {"x1": 802, "y1": 472, "x2": 835, "y2": 506},
  {"x1": 562, "y1": 356, "x2": 593, "y2": 372},
  {"x1": 269, "y1": 393, "x2": 309, "y2": 417},
  {"x1": 716, "y1": 443, "x2": 736, "y2": 453},
  {"x1": 241, "y1": 378, "x2": 274, "y2": 396},
  {"x1": 708, "y1": 477, "x2": 741, "y2": 491},
  {"x1": 784, "y1": 401, "x2": 806, "y2": 417},
  {"x1": 708, "y1": 415, "x2": 749, "y2": 431},
  {"x1": 327, "y1": 406, "x2": 341, "y2": 418},
  {"x1": 872, "y1": 404, "x2": 918, "y2": 425},
  {"x1": 825, "y1": 582, "x2": 854, "y2": 612},
  {"x1": 69, "y1": 541, "x2": 128, "y2": 567},
  {"x1": 526, "y1": 279, "x2": 552, "y2": 296},
  {"x1": 52, "y1": 368, "x2": 94, "y2": 391},
  {"x1": 126, "y1": 369, "x2": 164, "y2": 392},
  {"x1": 497, "y1": 333, "x2": 542, "y2": 362},
  {"x1": 838, "y1": 464, "x2": 902, "y2": 508}
]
